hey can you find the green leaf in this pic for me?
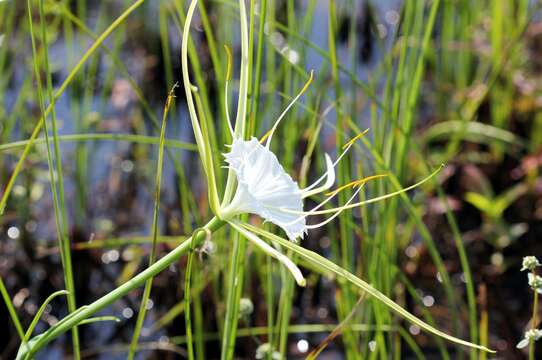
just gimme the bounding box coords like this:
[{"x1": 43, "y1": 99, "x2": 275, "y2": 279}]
[
  {"x1": 241, "y1": 223, "x2": 495, "y2": 353},
  {"x1": 16, "y1": 334, "x2": 45, "y2": 360},
  {"x1": 465, "y1": 192, "x2": 494, "y2": 216},
  {"x1": 24, "y1": 290, "x2": 69, "y2": 341}
]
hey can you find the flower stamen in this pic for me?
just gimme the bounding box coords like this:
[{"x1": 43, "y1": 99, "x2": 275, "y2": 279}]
[
  {"x1": 279, "y1": 174, "x2": 383, "y2": 228},
  {"x1": 281, "y1": 165, "x2": 443, "y2": 216},
  {"x1": 301, "y1": 129, "x2": 370, "y2": 198},
  {"x1": 260, "y1": 70, "x2": 314, "y2": 147},
  {"x1": 223, "y1": 45, "x2": 234, "y2": 137},
  {"x1": 342, "y1": 128, "x2": 370, "y2": 150},
  {"x1": 325, "y1": 174, "x2": 388, "y2": 196},
  {"x1": 281, "y1": 181, "x2": 351, "y2": 228},
  {"x1": 306, "y1": 185, "x2": 364, "y2": 229}
]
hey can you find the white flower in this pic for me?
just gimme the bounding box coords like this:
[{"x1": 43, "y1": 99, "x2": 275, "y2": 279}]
[
  {"x1": 517, "y1": 328, "x2": 542, "y2": 349},
  {"x1": 221, "y1": 133, "x2": 370, "y2": 238},
  {"x1": 215, "y1": 35, "x2": 436, "y2": 287},
  {"x1": 238, "y1": 297, "x2": 254, "y2": 317},
  {"x1": 222, "y1": 137, "x2": 307, "y2": 240},
  {"x1": 528, "y1": 273, "x2": 542, "y2": 294},
  {"x1": 256, "y1": 343, "x2": 282, "y2": 360},
  {"x1": 522, "y1": 256, "x2": 541, "y2": 271}
]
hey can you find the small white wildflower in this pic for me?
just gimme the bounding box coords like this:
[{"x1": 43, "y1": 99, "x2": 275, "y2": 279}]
[
  {"x1": 528, "y1": 273, "x2": 542, "y2": 294},
  {"x1": 521, "y1": 256, "x2": 541, "y2": 271},
  {"x1": 239, "y1": 298, "x2": 254, "y2": 318},
  {"x1": 255, "y1": 343, "x2": 282, "y2": 360},
  {"x1": 517, "y1": 328, "x2": 542, "y2": 349}
]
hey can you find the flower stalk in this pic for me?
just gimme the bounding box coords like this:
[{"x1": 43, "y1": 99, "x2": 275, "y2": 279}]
[
  {"x1": 16, "y1": 217, "x2": 225, "y2": 359},
  {"x1": 181, "y1": 0, "x2": 221, "y2": 215},
  {"x1": 518, "y1": 256, "x2": 542, "y2": 357},
  {"x1": 530, "y1": 287, "x2": 539, "y2": 360}
]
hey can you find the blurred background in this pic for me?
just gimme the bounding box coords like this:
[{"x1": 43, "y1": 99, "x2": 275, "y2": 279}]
[{"x1": 1, "y1": 0, "x2": 542, "y2": 358}]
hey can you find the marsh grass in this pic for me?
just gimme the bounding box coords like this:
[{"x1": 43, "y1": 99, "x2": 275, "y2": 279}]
[{"x1": 1, "y1": 0, "x2": 540, "y2": 358}]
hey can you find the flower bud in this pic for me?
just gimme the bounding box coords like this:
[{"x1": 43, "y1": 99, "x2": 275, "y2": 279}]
[
  {"x1": 239, "y1": 298, "x2": 254, "y2": 318},
  {"x1": 517, "y1": 328, "x2": 542, "y2": 349},
  {"x1": 528, "y1": 273, "x2": 542, "y2": 294},
  {"x1": 521, "y1": 256, "x2": 541, "y2": 271},
  {"x1": 256, "y1": 343, "x2": 282, "y2": 359}
]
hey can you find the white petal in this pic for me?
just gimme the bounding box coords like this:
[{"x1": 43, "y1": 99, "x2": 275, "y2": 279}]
[
  {"x1": 302, "y1": 153, "x2": 335, "y2": 198},
  {"x1": 517, "y1": 339, "x2": 529, "y2": 349},
  {"x1": 224, "y1": 138, "x2": 306, "y2": 240},
  {"x1": 229, "y1": 220, "x2": 305, "y2": 286}
]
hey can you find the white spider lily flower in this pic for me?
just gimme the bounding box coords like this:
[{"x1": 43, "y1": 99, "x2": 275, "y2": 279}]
[
  {"x1": 220, "y1": 132, "x2": 366, "y2": 241},
  {"x1": 222, "y1": 137, "x2": 307, "y2": 240},
  {"x1": 215, "y1": 26, "x2": 441, "y2": 289},
  {"x1": 220, "y1": 70, "x2": 350, "y2": 241}
]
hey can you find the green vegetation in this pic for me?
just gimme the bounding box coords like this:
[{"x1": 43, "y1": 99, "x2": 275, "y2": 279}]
[{"x1": 1, "y1": 0, "x2": 540, "y2": 358}]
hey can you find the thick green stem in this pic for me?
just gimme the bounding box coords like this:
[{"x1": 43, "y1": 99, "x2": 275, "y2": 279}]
[{"x1": 23, "y1": 217, "x2": 224, "y2": 358}]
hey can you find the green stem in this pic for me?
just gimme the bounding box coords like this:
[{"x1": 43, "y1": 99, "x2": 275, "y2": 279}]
[
  {"x1": 220, "y1": 229, "x2": 247, "y2": 359},
  {"x1": 529, "y1": 272, "x2": 539, "y2": 360},
  {"x1": 184, "y1": 239, "x2": 197, "y2": 360},
  {"x1": 0, "y1": 277, "x2": 26, "y2": 342},
  {"x1": 35, "y1": 0, "x2": 80, "y2": 356},
  {"x1": 127, "y1": 87, "x2": 175, "y2": 359},
  {"x1": 184, "y1": 228, "x2": 209, "y2": 360},
  {"x1": 248, "y1": 0, "x2": 267, "y2": 135},
  {"x1": 0, "y1": 133, "x2": 196, "y2": 153},
  {"x1": 21, "y1": 217, "x2": 224, "y2": 358}
]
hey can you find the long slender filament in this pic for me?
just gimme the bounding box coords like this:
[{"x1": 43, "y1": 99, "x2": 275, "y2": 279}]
[
  {"x1": 260, "y1": 70, "x2": 314, "y2": 147},
  {"x1": 223, "y1": 45, "x2": 234, "y2": 137},
  {"x1": 325, "y1": 174, "x2": 388, "y2": 196},
  {"x1": 306, "y1": 185, "x2": 363, "y2": 229},
  {"x1": 282, "y1": 182, "x2": 369, "y2": 228},
  {"x1": 302, "y1": 129, "x2": 369, "y2": 196},
  {"x1": 284, "y1": 165, "x2": 444, "y2": 216}
]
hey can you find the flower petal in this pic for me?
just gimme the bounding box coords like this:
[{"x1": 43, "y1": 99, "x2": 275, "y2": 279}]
[
  {"x1": 229, "y1": 220, "x2": 306, "y2": 286},
  {"x1": 224, "y1": 138, "x2": 306, "y2": 240}
]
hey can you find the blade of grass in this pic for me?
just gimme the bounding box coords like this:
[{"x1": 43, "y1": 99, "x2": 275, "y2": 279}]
[
  {"x1": 328, "y1": 1, "x2": 361, "y2": 356},
  {"x1": 127, "y1": 85, "x2": 176, "y2": 359},
  {"x1": 0, "y1": 133, "x2": 197, "y2": 153},
  {"x1": 30, "y1": 0, "x2": 80, "y2": 357},
  {"x1": 220, "y1": 229, "x2": 247, "y2": 359},
  {"x1": 24, "y1": 290, "x2": 70, "y2": 341},
  {"x1": 0, "y1": 277, "x2": 26, "y2": 342}
]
